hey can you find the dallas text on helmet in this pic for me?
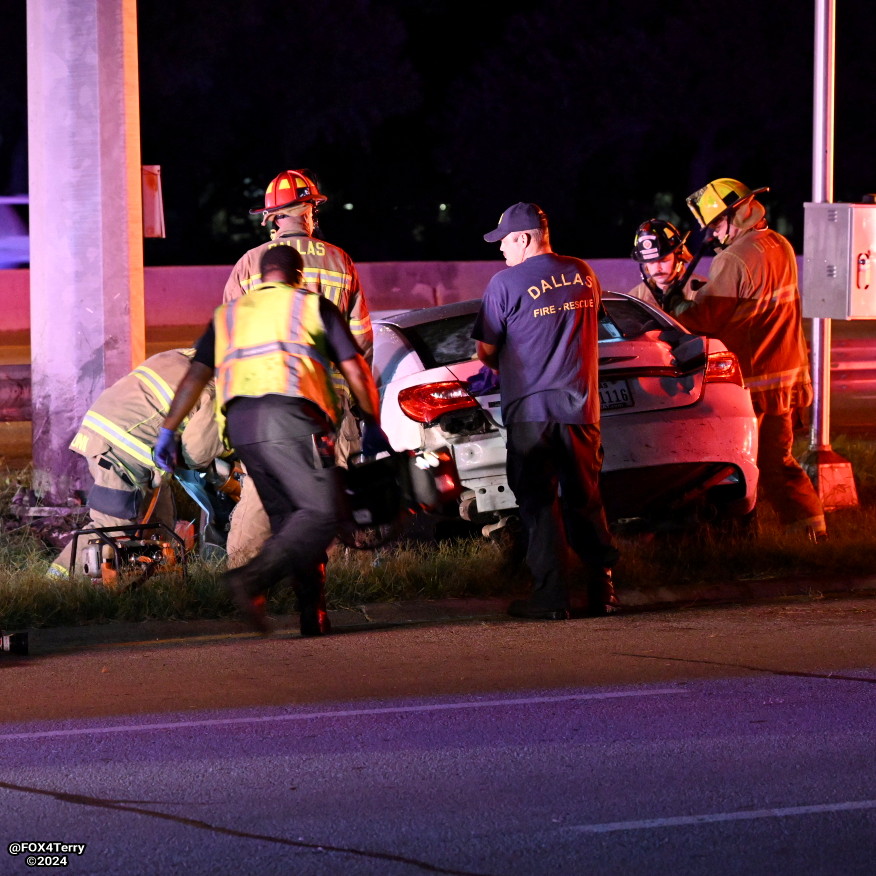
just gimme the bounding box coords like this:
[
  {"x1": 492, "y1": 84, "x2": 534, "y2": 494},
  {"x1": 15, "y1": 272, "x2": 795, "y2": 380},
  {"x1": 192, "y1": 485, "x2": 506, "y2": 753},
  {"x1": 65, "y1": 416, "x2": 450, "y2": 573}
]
[{"x1": 527, "y1": 272, "x2": 593, "y2": 300}]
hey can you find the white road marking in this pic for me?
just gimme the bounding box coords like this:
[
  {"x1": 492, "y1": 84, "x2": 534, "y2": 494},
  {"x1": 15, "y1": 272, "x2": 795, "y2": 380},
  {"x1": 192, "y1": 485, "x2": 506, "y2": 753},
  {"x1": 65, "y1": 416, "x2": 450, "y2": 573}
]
[
  {"x1": 568, "y1": 799, "x2": 876, "y2": 833},
  {"x1": 0, "y1": 688, "x2": 685, "y2": 741}
]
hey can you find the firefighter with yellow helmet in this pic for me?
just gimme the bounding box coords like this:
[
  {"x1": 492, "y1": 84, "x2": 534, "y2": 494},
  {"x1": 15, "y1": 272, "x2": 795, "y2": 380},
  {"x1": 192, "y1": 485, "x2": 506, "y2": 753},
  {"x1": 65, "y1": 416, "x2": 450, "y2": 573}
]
[
  {"x1": 48, "y1": 349, "x2": 225, "y2": 577},
  {"x1": 628, "y1": 218, "x2": 706, "y2": 309},
  {"x1": 665, "y1": 178, "x2": 826, "y2": 540},
  {"x1": 222, "y1": 169, "x2": 374, "y2": 566}
]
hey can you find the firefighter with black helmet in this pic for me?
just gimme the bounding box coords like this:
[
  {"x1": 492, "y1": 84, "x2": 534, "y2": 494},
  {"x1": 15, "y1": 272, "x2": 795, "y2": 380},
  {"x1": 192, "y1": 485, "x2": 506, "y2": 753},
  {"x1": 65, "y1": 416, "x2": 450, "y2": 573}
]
[
  {"x1": 628, "y1": 218, "x2": 705, "y2": 309},
  {"x1": 665, "y1": 178, "x2": 826, "y2": 541},
  {"x1": 222, "y1": 169, "x2": 374, "y2": 567}
]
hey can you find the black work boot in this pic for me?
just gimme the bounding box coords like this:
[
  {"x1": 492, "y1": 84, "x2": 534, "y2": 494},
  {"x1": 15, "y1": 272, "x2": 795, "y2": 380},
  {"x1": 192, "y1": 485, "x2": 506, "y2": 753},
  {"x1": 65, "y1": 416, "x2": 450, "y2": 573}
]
[
  {"x1": 298, "y1": 571, "x2": 332, "y2": 637},
  {"x1": 586, "y1": 567, "x2": 620, "y2": 617},
  {"x1": 222, "y1": 567, "x2": 271, "y2": 635}
]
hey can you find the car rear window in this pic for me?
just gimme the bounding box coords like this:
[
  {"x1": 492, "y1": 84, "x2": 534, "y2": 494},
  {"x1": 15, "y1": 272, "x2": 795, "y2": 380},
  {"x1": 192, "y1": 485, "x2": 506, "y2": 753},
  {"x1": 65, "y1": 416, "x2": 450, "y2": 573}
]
[
  {"x1": 601, "y1": 298, "x2": 667, "y2": 338},
  {"x1": 399, "y1": 313, "x2": 479, "y2": 368},
  {"x1": 396, "y1": 297, "x2": 668, "y2": 368}
]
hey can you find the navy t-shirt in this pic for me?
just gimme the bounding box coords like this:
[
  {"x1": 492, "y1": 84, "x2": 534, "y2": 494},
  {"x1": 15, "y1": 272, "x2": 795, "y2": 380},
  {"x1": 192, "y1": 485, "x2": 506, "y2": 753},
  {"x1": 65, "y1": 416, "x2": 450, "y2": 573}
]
[{"x1": 471, "y1": 252, "x2": 602, "y2": 425}]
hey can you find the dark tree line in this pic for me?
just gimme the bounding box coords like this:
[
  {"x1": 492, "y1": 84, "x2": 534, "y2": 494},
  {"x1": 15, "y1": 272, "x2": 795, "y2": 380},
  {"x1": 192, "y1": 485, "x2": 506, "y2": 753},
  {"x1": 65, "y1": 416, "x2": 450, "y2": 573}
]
[{"x1": 2, "y1": 1, "x2": 873, "y2": 266}]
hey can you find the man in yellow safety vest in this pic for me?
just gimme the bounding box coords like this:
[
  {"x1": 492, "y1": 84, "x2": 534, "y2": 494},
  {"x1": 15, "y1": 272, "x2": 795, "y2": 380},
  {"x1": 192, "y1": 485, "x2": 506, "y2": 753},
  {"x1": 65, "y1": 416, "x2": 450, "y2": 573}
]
[{"x1": 155, "y1": 245, "x2": 390, "y2": 637}]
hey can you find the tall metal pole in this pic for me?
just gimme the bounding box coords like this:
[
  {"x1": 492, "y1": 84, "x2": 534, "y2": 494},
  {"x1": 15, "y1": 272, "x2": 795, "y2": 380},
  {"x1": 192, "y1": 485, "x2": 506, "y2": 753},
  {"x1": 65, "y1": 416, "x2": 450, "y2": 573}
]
[
  {"x1": 809, "y1": 0, "x2": 833, "y2": 453},
  {"x1": 802, "y1": 0, "x2": 859, "y2": 510}
]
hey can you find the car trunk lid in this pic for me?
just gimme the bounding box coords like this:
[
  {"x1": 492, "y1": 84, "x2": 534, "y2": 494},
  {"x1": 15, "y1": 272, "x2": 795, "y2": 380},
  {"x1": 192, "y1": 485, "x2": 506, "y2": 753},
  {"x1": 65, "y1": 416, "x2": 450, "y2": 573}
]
[{"x1": 598, "y1": 331, "x2": 708, "y2": 417}]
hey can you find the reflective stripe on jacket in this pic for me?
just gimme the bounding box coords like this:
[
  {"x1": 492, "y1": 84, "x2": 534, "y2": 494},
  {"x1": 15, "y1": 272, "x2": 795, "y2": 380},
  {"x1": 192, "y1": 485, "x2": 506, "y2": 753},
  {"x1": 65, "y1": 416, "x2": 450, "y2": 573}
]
[
  {"x1": 78, "y1": 411, "x2": 156, "y2": 469},
  {"x1": 68, "y1": 348, "x2": 206, "y2": 472},
  {"x1": 132, "y1": 362, "x2": 178, "y2": 411},
  {"x1": 214, "y1": 282, "x2": 341, "y2": 429},
  {"x1": 223, "y1": 221, "x2": 373, "y2": 367},
  {"x1": 672, "y1": 218, "x2": 812, "y2": 414}
]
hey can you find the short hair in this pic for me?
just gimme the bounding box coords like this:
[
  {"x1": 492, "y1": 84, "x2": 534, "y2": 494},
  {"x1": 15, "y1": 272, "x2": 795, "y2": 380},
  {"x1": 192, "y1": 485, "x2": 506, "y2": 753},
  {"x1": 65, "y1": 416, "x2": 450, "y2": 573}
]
[
  {"x1": 261, "y1": 243, "x2": 304, "y2": 284},
  {"x1": 527, "y1": 226, "x2": 550, "y2": 247}
]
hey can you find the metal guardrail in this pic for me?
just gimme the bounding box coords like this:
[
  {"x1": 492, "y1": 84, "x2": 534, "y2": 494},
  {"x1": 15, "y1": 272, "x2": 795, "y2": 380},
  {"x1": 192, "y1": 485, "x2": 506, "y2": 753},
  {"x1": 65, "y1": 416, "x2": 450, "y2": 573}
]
[
  {"x1": 3, "y1": 338, "x2": 876, "y2": 428},
  {"x1": 0, "y1": 365, "x2": 30, "y2": 421}
]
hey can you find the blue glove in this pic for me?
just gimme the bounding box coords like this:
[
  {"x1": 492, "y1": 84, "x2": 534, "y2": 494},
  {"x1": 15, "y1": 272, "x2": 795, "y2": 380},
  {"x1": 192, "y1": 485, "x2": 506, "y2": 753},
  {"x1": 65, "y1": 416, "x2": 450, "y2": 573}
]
[
  {"x1": 154, "y1": 426, "x2": 179, "y2": 473},
  {"x1": 467, "y1": 364, "x2": 500, "y2": 395},
  {"x1": 361, "y1": 420, "x2": 393, "y2": 457}
]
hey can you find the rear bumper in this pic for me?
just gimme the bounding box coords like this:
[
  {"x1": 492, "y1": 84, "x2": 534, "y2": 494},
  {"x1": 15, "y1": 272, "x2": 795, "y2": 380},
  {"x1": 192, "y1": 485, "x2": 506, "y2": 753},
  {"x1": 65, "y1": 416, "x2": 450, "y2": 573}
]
[
  {"x1": 601, "y1": 386, "x2": 759, "y2": 516},
  {"x1": 426, "y1": 384, "x2": 759, "y2": 520},
  {"x1": 446, "y1": 430, "x2": 514, "y2": 514},
  {"x1": 601, "y1": 385, "x2": 757, "y2": 473}
]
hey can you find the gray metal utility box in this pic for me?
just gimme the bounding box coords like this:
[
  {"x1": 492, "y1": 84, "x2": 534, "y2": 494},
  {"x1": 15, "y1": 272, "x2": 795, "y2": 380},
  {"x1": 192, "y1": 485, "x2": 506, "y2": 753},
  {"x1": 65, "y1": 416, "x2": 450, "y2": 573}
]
[{"x1": 803, "y1": 202, "x2": 876, "y2": 319}]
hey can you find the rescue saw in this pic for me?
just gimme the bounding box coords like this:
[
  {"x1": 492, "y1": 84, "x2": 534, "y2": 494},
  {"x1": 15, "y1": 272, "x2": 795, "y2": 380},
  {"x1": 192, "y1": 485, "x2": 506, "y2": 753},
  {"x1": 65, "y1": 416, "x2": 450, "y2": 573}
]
[
  {"x1": 68, "y1": 520, "x2": 187, "y2": 589},
  {"x1": 67, "y1": 482, "x2": 187, "y2": 588}
]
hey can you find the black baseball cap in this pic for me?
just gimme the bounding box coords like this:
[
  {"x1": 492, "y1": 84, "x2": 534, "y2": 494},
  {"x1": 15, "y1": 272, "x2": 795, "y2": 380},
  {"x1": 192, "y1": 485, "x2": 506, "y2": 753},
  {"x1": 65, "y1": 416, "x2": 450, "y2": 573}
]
[{"x1": 483, "y1": 202, "x2": 547, "y2": 242}]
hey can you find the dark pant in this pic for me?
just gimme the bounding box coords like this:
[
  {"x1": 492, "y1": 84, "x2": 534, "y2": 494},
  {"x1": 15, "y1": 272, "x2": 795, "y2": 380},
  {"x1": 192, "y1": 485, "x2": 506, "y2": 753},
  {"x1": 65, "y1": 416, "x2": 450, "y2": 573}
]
[
  {"x1": 506, "y1": 421, "x2": 617, "y2": 609},
  {"x1": 226, "y1": 403, "x2": 342, "y2": 600}
]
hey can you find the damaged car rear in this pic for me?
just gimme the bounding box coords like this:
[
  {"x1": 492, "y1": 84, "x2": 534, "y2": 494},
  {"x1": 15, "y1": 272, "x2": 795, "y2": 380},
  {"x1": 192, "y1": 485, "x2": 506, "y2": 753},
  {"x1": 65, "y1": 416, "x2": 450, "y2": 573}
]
[{"x1": 372, "y1": 293, "x2": 758, "y2": 534}]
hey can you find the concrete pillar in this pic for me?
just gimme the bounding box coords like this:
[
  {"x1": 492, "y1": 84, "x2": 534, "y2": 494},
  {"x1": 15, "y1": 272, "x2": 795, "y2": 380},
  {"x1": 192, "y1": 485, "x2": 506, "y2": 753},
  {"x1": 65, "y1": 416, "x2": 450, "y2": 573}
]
[{"x1": 27, "y1": 0, "x2": 145, "y2": 502}]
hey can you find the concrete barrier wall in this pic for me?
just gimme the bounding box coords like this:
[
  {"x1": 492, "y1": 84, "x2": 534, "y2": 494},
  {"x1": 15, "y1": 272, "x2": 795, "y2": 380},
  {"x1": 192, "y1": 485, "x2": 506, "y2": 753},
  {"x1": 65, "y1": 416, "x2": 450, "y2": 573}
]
[
  {"x1": 1, "y1": 259, "x2": 657, "y2": 332},
  {"x1": 0, "y1": 269, "x2": 29, "y2": 332}
]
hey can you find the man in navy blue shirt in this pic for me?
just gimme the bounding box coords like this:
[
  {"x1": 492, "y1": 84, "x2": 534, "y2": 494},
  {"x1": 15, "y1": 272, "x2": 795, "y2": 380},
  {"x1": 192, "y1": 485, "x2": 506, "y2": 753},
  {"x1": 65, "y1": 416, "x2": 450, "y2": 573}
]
[{"x1": 472, "y1": 202, "x2": 619, "y2": 619}]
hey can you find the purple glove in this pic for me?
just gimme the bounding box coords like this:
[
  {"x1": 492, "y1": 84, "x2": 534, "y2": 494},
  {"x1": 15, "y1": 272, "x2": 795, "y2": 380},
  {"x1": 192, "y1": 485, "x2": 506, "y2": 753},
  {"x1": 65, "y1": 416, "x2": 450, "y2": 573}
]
[
  {"x1": 154, "y1": 426, "x2": 179, "y2": 473},
  {"x1": 361, "y1": 421, "x2": 393, "y2": 457}
]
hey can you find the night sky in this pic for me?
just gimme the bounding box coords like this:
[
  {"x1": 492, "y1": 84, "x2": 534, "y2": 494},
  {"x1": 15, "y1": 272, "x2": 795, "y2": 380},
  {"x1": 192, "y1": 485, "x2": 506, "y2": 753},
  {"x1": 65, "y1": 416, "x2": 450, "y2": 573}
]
[{"x1": 1, "y1": 0, "x2": 874, "y2": 266}]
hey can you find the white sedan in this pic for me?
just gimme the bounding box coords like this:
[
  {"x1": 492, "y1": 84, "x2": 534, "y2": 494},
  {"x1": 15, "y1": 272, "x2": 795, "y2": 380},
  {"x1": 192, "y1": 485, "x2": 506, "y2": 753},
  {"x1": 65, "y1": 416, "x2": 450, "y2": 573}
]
[{"x1": 372, "y1": 293, "x2": 758, "y2": 534}]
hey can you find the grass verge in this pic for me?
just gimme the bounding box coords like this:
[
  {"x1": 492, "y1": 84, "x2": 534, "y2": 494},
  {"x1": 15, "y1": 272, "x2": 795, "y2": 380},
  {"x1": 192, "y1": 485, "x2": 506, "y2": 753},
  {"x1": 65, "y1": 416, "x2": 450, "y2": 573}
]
[{"x1": 2, "y1": 435, "x2": 875, "y2": 631}]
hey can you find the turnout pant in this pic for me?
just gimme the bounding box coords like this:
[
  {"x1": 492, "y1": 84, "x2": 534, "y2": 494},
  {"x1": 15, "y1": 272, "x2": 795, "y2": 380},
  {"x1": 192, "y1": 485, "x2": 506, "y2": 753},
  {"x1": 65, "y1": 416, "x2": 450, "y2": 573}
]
[
  {"x1": 505, "y1": 421, "x2": 617, "y2": 610},
  {"x1": 49, "y1": 453, "x2": 174, "y2": 578},
  {"x1": 756, "y1": 410, "x2": 825, "y2": 533},
  {"x1": 224, "y1": 471, "x2": 272, "y2": 568}
]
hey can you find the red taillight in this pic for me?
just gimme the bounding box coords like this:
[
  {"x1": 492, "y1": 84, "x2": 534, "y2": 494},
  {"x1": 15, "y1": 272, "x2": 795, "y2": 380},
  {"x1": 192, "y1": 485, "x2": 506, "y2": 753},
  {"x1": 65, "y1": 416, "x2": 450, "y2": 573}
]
[
  {"x1": 397, "y1": 381, "x2": 478, "y2": 423},
  {"x1": 705, "y1": 350, "x2": 744, "y2": 386}
]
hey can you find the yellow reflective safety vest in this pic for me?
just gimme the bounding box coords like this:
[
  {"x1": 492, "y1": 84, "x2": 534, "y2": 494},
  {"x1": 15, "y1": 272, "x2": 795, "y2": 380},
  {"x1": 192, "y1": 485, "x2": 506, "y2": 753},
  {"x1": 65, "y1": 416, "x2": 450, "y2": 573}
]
[{"x1": 214, "y1": 282, "x2": 341, "y2": 433}]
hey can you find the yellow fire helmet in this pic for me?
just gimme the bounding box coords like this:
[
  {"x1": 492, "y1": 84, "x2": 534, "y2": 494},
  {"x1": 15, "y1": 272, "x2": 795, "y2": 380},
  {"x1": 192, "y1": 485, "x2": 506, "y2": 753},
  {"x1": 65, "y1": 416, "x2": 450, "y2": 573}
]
[{"x1": 686, "y1": 178, "x2": 769, "y2": 228}]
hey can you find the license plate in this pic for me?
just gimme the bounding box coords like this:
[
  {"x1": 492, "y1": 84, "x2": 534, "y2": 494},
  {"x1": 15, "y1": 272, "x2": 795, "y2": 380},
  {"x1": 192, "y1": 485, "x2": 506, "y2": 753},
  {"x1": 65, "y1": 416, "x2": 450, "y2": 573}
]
[{"x1": 599, "y1": 378, "x2": 633, "y2": 410}]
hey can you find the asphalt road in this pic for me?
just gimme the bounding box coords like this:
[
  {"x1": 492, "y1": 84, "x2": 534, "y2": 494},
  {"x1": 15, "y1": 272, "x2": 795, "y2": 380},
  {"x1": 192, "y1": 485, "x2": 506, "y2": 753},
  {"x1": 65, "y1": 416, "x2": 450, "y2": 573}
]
[{"x1": 1, "y1": 598, "x2": 874, "y2": 875}]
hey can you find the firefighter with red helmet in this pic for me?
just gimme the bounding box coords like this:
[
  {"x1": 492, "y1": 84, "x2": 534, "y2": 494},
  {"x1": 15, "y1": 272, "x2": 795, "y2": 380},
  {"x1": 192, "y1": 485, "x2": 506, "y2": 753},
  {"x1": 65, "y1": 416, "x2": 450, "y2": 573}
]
[
  {"x1": 222, "y1": 169, "x2": 374, "y2": 567},
  {"x1": 665, "y1": 178, "x2": 826, "y2": 541},
  {"x1": 628, "y1": 218, "x2": 705, "y2": 309},
  {"x1": 225, "y1": 169, "x2": 372, "y2": 358}
]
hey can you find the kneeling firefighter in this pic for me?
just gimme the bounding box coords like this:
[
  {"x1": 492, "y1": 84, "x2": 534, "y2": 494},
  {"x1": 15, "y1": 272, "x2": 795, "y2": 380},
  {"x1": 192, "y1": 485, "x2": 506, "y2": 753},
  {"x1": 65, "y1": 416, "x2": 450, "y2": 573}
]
[
  {"x1": 49, "y1": 349, "x2": 224, "y2": 578},
  {"x1": 154, "y1": 245, "x2": 392, "y2": 637}
]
